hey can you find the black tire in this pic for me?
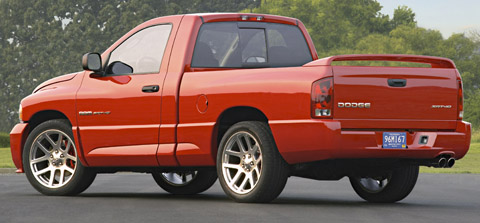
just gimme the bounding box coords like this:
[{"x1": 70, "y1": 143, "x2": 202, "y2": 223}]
[
  {"x1": 152, "y1": 169, "x2": 217, "y2": 195},
  {"x1": 349, "y1": 164, "x2": 419, "y2": 203},
  {"x1": 23, "y1": 119, "x2": 96, "y2": 196},
  {"x1": 217, "y1": 121, "x2": 289, "y2": 203}
]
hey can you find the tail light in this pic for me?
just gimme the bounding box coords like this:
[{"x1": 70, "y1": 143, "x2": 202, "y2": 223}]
[
  {"x1": 457, "y1": 79, "x2": 463, "y2": 120},
  {"x1": 311, "y1": 77, "x2": 333, "y2": 118}
]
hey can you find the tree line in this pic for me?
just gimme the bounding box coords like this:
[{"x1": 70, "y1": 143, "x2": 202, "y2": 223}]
[{"x1": 0, "y1": 0, "x2": 479, "y2": 132}]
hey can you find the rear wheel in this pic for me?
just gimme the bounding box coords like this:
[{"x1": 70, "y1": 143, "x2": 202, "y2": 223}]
[
  {"x1": 152, "y1": 169, "x2": 217, "y2": 195},
  {"x1": 217, "y1": 121, "x2": 289, "y2": 203},
  {"x1": 349, "y1": 164, "x2": 419, "y2": 203},
  {"x1": 23, "y1": 119, "x2": 96, "y2": 196}
]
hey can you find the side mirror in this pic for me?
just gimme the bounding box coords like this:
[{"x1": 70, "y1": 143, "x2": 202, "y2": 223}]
[{"x1": 82, "y1": 53, "x2": 102, "y2": 72}]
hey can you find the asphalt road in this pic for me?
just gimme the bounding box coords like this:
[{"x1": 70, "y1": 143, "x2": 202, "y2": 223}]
[{"x1": 1, "y1": 173, "x2": 479, "y2": 223}]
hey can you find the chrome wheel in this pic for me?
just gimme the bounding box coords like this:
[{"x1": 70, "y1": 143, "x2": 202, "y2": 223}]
[
  {"x1": 217, "y1": 121, "x2": 289, "y2": 202},
  {"x1": 29, "y1": 129, "x2": 77, "y2": 189},
  {"x1": 357, "y1": 177, "x2": 389, "y2": 193},
  {"x1": 152, "y1": 169, "x2": 217, "y2": 195},
  {"x1": 161, "y1": 171, "x2": 198, "y2": 186},
  {"x1": 221, "y1": 131, "x2": 262, "y2": 195}
]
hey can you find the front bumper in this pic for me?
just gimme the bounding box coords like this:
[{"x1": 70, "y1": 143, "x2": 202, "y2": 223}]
[
  {"x1": 269, "y1": 120, "x2": 471, "y2": 164},
  {"x1": 9, "y1": 123, "x2": 29, "y2": 173}
]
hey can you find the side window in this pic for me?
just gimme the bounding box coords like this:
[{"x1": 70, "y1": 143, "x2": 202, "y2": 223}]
[
  {"x1": 191, "y1": 22, "x2": 312, "y2": 68},
  {"x1": 191, "y1": 23, "x2": 239, "y2": 68},
  {"x1": 107, "y1": 24, "x2": 172, "y2": 75}
]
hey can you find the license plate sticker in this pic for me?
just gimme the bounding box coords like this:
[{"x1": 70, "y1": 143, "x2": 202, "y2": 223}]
[{"x1": 382, "y1": 132, "x2": 407, "y2": 149}]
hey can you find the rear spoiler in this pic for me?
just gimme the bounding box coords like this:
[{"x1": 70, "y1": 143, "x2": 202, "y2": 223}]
[{"x1": 304, "y1": 54, "x2": 456, "y2": 69}]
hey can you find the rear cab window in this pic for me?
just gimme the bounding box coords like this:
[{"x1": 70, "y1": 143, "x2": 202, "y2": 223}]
[{"x1": 191, "y1": 22, "x2": 312, "y2": 68}]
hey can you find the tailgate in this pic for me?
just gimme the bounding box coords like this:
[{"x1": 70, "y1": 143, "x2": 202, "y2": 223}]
[
  {"x1": 303, "y1": 54, "x2": 461, "y2": 130},
  {"x1": 332, "y1": 66, "x2": 458, "y2": 130}
]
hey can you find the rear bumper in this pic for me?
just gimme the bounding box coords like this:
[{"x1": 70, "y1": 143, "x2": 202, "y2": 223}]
[
  {"x1": 269, "y1": 120, "x2": 471, "y2": 164},
  {"x1": 9, "y1": 123, "x2": 29, "y2": 173}
]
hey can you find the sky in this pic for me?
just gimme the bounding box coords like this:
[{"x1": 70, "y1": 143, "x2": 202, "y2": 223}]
[{"x1": 376, "y1": 0, "x2": 480, "y2": 38}]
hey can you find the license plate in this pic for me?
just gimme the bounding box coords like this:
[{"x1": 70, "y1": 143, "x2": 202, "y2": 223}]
[{"x1": 382, "y1": 132, "x2": 407, "y2": 149}]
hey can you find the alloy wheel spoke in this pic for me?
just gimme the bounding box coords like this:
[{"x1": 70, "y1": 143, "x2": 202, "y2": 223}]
[
  {"x1": 59, "y1": 169, "x2": 65, "y2": 185},
  {"x1": 254, "y1": 166, "x2": 260, "y2": 177},
  {"x1": 248, "y1": 174, "x2": 254, "y2": 188},
  {"x1": 251, "y1": 144, "x2": 259, "y2": 155},
  {"x1": 255, "y1": 156, "x2": 262, "y2": 165},
  {"x1": 65, "y1": 166, "x2": 75, "y2": 175},
  {"x1": 223, "y1": 163, "x2": 241, "y2": 170},
  {"x1": 31, "y1": 155, "x2": 49, "y2": 164},
  {"x1": 236, "y1": 135, "x2": 247, "y2": 153},
  {"x1": 48, "y1": 169, "x2": 56, "y2": 186},
  {"x1": 64, "y1": 140, "x2": 71, "y2": 153},
  {"x1": 244, "y1": 135, "x2": 253, "y2": 150},
  {"x1": 229, "y1": 171, "x2": 243, "y2": 187},
  {"x1": 36, "y1": 141, "x2": 50, "y2": 155},
  {"x1": 238, "y1": 176, "x2": 249, "y2": 190},
  {"x1": 379, "y1": 178, "x2": 389, "y2": 189},
  {"x1": 34, "y1": 166, "x2": 51, "y2": 176},
  {"x1": 164, "y1": 173, "x2": 174, "y2": 182},
  {"x1": 56, "y1": 134, "x2": 63, "y2": 149},
  {"x1": 66, "y1": 154, "x2": 77, "y2": 162},
  {"x1": 225, "y1": 150, "x2": 242, "y2": 157},
  {"x1": 45, "y1": 133, "x2": 57, "y2": 148}
]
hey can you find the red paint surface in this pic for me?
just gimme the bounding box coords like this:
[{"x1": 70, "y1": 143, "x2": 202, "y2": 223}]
[
  {"x1": 86, "y1": 144, "x2": 159, "y2": 166},
  {"x1": 9, "y1": 123, "x2": 28, "y2": 172}
]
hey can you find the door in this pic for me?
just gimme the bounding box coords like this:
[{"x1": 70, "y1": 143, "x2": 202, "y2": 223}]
[{"x1": 76, "y1": 23, "x2": 173, "y2": 166}]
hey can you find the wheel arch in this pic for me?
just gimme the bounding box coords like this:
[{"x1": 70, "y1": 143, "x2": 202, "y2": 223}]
[
  {"x1": 213, "y1": 106, "x2": 270, "y2": 156},
  {"x1": 27, "y1": 110, "x2": 71, "y2": 133},
  {"x1": 21, "y1": 110, "x2": 88, "y2": 167}
]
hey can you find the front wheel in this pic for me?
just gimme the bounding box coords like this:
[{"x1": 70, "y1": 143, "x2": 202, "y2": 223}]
[
  {"x1": 152, "y1": 169, "x2": 217, "y2": 195},
  {"x1": 217, "y1": 121, "x2": 289, "y2": 203},
  {"x1": 349, "y1": 164, "x2": 419, "y2": 203},
  {"x1": 23, "y1": 119, "x2": 96, "y2": 196}
]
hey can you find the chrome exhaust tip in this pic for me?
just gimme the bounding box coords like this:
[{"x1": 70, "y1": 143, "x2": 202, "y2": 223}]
[
  {"x1": 438, "y1": 157, "x2": 447, "y2": 168},
  {"x1": 446, "y1": 158, "x2": 455, "y2": 168}
]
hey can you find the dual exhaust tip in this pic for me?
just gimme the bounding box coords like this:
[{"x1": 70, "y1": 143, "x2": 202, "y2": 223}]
[{"x1": 436, "y1": 157, "x2": 455, "y2": 168}]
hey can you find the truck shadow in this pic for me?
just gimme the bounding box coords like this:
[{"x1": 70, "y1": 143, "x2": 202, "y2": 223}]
[{"x1": 77, "y1": 192, "x2": 457, "y2": 209}]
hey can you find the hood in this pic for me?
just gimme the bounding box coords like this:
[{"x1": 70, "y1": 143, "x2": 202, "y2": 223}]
[{"x1": 33, "y1": 72, "x2": 81, "y2": 93}]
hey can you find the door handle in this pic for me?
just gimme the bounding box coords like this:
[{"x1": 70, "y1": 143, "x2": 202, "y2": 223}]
[
  {"x1": 142, "y1": 85, "x2": 159, "y2": 93},
  {"x1": 387, "y1": 79, "x2": 407, "y2": 87}
]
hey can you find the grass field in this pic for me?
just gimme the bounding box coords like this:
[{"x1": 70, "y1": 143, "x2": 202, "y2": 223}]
[
  {"x1": 472, "y1": 129, "x2": 480, "y2": 144},
  {"x1": 0, "y1": 147, "x2": 15, "y2": 168},
  {"x1": 1, "y1": 144, "x2": 479, "y2": 173}
]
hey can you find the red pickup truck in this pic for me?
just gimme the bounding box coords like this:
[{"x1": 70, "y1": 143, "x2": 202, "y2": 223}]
[{"x1": 10, "y1": 13, "x2": 471, "y2": 203}]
